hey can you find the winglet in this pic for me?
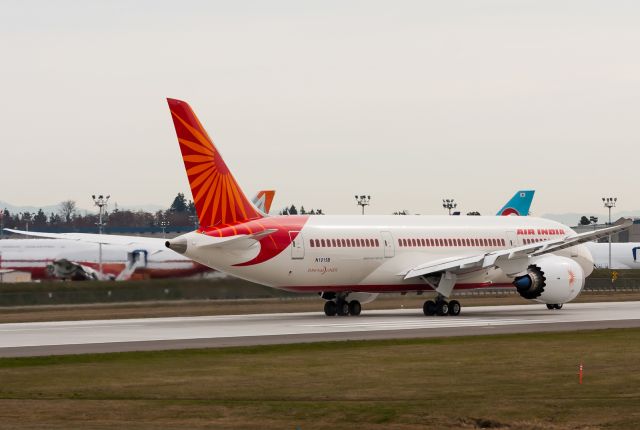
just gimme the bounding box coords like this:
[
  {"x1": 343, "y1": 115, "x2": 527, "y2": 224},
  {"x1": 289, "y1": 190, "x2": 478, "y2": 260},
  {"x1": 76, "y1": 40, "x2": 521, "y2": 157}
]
[{"x1": 167, "y1": 98, "x2": 262, "y2": 228}]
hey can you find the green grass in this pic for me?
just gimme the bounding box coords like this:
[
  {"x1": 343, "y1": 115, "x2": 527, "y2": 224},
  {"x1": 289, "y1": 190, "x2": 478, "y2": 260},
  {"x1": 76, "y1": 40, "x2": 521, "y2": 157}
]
[{"x1": 1, "y1": 329, "x2": 640, "y2": 429}]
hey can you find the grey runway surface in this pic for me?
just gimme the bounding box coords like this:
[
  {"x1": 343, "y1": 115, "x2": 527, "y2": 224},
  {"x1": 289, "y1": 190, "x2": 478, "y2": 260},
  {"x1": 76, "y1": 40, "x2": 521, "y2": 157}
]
[{"x1": 1, "y1": 301, "x2": 639, "y2": 357}]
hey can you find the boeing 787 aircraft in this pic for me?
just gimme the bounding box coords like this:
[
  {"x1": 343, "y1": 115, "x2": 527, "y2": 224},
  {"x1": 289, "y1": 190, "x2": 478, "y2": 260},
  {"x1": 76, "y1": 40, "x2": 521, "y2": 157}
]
[{"x1": 161, "y1": 99, "x2": 629, "y2": 316}]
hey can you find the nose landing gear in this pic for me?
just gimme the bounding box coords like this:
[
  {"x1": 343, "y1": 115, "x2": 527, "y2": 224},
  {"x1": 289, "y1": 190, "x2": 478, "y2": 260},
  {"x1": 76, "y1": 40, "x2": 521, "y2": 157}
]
[{"x1": 546, "y1": 303, "x2": 563, "y2": 310}]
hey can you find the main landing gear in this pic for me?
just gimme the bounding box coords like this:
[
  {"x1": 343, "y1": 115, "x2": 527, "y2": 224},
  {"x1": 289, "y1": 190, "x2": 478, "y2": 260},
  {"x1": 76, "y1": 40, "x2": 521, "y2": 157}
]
[
  {"x1": 546, "y1": 304, "x2": 563, "y2": 310},
  {"x1": 423, "y1": 296, "x2": 461, "y2": 316},
  {"x1": 323, "y1": 299, "x2": 362, "y2": 317}
]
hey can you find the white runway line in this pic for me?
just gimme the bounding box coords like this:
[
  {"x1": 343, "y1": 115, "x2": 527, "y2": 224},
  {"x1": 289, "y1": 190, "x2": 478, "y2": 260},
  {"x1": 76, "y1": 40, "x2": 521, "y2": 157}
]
[{"x1": 0, "y1": 301, "x2": 639, "y2": 349}]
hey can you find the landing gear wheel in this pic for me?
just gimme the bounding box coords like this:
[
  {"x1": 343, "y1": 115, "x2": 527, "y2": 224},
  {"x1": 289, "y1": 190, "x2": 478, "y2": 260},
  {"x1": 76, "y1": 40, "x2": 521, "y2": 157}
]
[
  {"x1": 423, "y1": 300, "x2": 437, "y2": 316},
  {"x1": 324, "y1": 301, "x2": 337, "y2": 316},
  {"x1": 337, "y1": 301, "x2": 350, "y2": 316},
  {"x1": 546, "y1": 304, "x2": 564, "y2": 310},
  {"x1": 554, "y1": 304, "x2": 563, "y2": 310},
  {"x1": 436, "y1": 301, "x2": 449, "y2": 316},
  {"x1": 448, "y1": 300, "x2": 461, "y2": 316},
  {"x1": 348, "y1": 300, "x2": 362, "y2": 316}
]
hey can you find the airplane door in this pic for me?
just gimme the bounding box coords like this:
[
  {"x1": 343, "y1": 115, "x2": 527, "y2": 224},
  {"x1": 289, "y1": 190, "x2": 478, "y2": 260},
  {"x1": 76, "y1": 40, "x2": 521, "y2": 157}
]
[
  {"x1": 289, "y1": 232, "x2": 305, "y2": 259},
  {"x1": 506, "y1": 231, "x2": 518, "y2": 247},
  {"x1": 380, "y1": 231, "x2": 395, "y2": 258}
]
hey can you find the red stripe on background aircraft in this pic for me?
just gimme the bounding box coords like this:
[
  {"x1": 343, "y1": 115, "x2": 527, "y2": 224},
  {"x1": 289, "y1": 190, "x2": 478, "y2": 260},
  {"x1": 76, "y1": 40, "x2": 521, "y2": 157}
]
[{"x1": 164, "y1": 98, "x2": 631, "y2": 316}]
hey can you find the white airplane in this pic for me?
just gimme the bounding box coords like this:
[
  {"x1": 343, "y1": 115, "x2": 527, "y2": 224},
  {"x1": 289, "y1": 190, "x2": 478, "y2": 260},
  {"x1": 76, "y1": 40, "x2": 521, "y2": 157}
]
[
  {"x1": 0, "y1": 235, "x2": 209, "y2": 281},
  {"x1": 585, "y1": 242, "x2": 640, "y2": 269},
  {"x1": 0, "y1": 190, "x2": 276, "y2": 281},
  {"x1": 157, "y1": 98, "x2": 629, "y2": 316}
]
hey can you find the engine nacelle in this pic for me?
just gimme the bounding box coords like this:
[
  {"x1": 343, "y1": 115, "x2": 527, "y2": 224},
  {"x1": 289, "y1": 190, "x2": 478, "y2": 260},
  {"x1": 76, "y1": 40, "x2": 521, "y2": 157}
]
[{"x1": 513, "y1": 256, "x2": 585, "y2": 304}]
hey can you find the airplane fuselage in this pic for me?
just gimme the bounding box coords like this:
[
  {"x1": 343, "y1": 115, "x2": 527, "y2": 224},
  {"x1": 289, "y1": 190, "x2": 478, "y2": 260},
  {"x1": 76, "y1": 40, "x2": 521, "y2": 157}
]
[{"x1": 176, "y1": 215, "x2": 594, "y2": 296}]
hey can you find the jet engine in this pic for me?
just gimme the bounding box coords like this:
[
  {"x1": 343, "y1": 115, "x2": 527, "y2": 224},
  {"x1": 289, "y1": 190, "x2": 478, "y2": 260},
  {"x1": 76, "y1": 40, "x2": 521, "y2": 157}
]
[{"x1": 512, "y1": 255, "x2": 585, "y2": 304}]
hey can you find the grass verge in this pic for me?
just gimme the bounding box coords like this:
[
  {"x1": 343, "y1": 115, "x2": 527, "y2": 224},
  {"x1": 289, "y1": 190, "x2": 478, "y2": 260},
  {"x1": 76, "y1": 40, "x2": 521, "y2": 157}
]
[{"x1": 0, "y1": 329, "x2": 639, "y2": 429}]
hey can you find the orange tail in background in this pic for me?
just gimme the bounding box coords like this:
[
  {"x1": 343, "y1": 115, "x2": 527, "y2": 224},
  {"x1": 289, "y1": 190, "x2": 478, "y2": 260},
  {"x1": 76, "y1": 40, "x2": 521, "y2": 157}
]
[{"x1": 167, "y1": 98, "x2": 262, "y2": 228}]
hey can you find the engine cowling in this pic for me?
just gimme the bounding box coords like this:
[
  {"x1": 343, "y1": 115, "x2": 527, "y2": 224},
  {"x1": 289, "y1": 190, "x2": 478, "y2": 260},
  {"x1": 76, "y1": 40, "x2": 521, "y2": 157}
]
[{"x1": 513, "y1": 256, "x2": 585, "y2": 304}]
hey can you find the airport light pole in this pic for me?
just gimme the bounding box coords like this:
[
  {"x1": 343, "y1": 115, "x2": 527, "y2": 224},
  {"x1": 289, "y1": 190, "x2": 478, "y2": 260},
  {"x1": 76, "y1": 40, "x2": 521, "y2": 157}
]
[
  {"x1": 442, "y1": 199, "x2": 457, "y2": 215},
  {"x1": 92, "y1": 194, "x2": 110, "y2": 278},
  {"x1": 355, "y1": 195, "x2": 371, "y2": 215},
  {"x1": 602, "y1": 197, "x2": 617, "y2": 269},
  {"x1": 0, "y1": 209, "x2": 4, "y2": 240},
  {"x1": 160, "y1": 218, "x2": 170, "y2": 238}
]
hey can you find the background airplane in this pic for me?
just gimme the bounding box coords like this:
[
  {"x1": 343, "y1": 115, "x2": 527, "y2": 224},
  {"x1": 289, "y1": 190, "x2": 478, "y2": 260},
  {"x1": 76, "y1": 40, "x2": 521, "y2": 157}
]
[{"x1": 0, "y1": 191, "x2": 275, "y2": 281}]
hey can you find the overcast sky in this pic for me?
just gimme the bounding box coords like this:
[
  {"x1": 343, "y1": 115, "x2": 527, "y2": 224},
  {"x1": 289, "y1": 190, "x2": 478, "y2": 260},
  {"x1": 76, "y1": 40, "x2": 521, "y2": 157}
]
[{"x1": 1, "y1": 1, "x2": 639, "y2": 217}]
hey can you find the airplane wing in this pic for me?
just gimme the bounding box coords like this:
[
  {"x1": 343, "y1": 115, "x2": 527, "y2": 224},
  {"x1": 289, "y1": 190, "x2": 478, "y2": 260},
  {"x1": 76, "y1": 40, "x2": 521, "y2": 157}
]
[
  {"x1": 403, "y1": 218, "x2": 632, "y2": 280},
  {"x1": 3, "y1": 229, "x2": 166, "y2": 247}
]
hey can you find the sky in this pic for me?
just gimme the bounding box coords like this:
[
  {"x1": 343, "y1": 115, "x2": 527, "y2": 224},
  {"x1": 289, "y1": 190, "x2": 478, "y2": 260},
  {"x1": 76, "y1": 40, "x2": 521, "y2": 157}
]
[{"x1": 1, "y1": 1, "x2": 639, "y2": 218}]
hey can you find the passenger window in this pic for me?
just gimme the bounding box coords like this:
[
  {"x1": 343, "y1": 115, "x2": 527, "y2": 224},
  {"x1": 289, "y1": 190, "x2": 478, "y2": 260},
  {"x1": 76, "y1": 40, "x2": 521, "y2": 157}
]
[
  {"x1": 321, "y1": 239, "x2": 326, "y2": 247},
  {"x1": 310, "y1": 240, "x2": 315, "y2": 247},
  {"x1": 375, "y1": 239, "x2": 379, "y2": 247}
]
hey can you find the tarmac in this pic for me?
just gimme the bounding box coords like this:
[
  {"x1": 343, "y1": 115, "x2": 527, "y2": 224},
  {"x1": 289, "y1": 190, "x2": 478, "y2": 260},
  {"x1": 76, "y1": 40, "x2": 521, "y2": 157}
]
[{"x1": 0, "y1": 301, "x2": 639, "y2": 357}]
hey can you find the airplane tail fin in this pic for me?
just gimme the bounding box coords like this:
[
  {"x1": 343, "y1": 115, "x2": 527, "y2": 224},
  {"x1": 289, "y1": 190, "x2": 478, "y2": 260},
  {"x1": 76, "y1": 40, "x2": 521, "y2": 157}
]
[
  {"x1": 497, "y1": 190, "x2": 535, "y2": 216},
  {"x1": 251, "y1": 190, "x2": 276, "y2": 215},
  {"x1": 167, "y1": 98, "x2": 262, "y2": 228}
]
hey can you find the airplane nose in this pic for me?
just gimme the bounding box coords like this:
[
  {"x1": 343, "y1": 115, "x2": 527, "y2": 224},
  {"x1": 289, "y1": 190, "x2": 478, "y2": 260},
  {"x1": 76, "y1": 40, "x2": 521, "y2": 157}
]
[{"x1": 166, "y1": 236, "x2": 187, "y2": 254}]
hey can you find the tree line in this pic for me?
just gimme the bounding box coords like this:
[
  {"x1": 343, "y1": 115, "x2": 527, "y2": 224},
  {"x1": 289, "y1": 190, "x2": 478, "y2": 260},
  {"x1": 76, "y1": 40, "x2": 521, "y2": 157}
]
[{"x1": 0, "y1": 193, "x2": 197, "y2": 231}]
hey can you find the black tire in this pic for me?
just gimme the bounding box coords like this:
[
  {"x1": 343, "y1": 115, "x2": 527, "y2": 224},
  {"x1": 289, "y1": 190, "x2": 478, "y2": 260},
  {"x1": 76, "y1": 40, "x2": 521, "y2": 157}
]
[
  {"x1": 437, "y1": 301, "x2": 449, "y2": 316},
  {"x1": 448, "y1": 300, "x2": 461, "y2": 316},
  {"x1": 348, "y1": 300, "x2": 362, "y2": 316},
  {"x1": 324, "y1": 301, "x2": 337, "y2": 316},
  {"x1": 554, "y1": 304, "x2": 563, "y2": 310},
  {"x1": 337, "y1": 301, "x2": 350, "y2": 316},
  {"x1": 423, "y1": 300, "x2": 437, "y2": 316},
  {"x1": 546, "y1": 304, "x2": 555, "y2": 310}
]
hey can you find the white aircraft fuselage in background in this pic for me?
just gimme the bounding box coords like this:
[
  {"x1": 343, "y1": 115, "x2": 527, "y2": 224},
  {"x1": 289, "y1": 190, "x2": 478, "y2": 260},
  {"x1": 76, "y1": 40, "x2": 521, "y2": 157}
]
[
  {"x1": 586, "y1": 242, "x2": 640, "y2": 269},
  {"x1": 0, "y1": 238, "x2": 209, "y2": 280}
]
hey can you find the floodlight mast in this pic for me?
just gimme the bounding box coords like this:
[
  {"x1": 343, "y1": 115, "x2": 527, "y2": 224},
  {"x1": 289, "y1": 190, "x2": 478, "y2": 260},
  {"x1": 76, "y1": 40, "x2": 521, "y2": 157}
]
[
  {"x1": 355, "y1": 195, "x2": 371, "y2": 215},
  {"x1": 602, "y1": 197, "x2": 617, "y2": 269},
  {"x1": 442, "y1": 198, "x2": 457, "y2": 215},
  {"x1": 92, "y1": 194, "x2": 110, "y2": 278}
]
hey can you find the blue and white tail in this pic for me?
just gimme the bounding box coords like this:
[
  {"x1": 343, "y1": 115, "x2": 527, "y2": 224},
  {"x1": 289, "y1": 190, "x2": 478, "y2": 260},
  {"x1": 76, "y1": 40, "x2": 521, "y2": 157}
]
[{"x1": 496, "y1": 190, "x2": 535, "y2": 216}]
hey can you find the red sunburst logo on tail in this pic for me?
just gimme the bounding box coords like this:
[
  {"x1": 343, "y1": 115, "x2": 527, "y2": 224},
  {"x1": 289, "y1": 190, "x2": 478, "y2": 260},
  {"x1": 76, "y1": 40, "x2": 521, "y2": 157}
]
[{"x1": 167, "y1": 98, "x2": 261, "y2": 228}]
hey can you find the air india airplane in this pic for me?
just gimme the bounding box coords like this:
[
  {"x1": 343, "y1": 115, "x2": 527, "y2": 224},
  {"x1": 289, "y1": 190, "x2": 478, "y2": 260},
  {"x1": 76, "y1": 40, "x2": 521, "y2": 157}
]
[{"x1": 159, "y1": 98, "x2": 629, "y2": 316}]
